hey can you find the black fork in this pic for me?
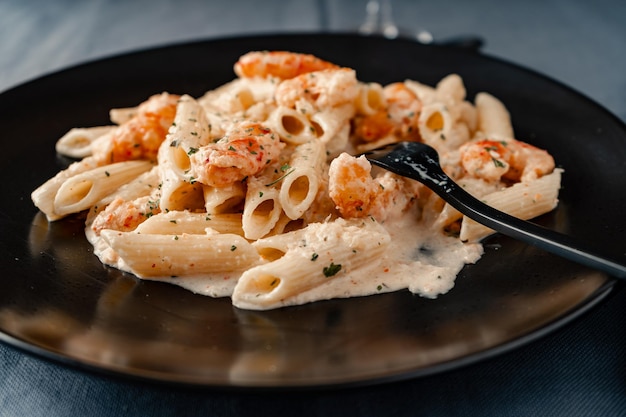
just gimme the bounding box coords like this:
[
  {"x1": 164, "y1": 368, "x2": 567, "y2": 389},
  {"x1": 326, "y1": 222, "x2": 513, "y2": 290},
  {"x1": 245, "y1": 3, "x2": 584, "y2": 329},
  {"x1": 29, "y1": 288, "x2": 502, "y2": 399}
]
[{"x1": 364, "y1": 141, "x2": 626, "y2": 279}]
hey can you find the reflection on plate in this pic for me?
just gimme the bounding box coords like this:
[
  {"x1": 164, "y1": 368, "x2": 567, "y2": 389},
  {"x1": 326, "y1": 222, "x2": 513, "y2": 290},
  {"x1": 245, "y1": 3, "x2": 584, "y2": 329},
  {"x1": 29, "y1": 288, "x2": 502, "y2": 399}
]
[{"x1": 0, "y1": 34, "x2": 624, "y2": 388}]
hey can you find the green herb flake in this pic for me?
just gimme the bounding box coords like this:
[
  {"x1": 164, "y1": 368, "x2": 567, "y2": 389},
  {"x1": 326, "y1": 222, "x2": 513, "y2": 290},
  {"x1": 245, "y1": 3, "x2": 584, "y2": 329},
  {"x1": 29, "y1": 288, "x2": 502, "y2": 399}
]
[
  {"x1": 231, "y1": 245, "x2": 237, "y2": 251},
  {"x1": 264, "y1": 168, "x2": 295, "y2": 187},
  {"x1": 311, "y1": 253, "x2": 319, "y2": 261},
  {"x1": 187, "y1": 147, "x2": 199, "y2": 155},
  {"x1": 323, "y1": 262, "x2": 342, "y2": 277}
]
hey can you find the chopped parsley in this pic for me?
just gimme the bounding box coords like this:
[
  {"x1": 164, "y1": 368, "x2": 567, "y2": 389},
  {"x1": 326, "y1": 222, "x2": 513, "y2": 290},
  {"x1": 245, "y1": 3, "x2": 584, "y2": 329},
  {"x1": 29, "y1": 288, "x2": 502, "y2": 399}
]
[
  {"x1": 264, "y1": 167, "x2": 295, "y2": 187},
  {"x1": 323, "y1": 262, "x2": 342, "y2": 277}
]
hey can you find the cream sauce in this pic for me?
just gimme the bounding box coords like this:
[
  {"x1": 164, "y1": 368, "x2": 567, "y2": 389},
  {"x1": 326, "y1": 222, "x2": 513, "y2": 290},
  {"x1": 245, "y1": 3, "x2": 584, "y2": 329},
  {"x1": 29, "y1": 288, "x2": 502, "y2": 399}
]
[{"x1": 91, "y1": 206, "x2": 483, "y2": 310}]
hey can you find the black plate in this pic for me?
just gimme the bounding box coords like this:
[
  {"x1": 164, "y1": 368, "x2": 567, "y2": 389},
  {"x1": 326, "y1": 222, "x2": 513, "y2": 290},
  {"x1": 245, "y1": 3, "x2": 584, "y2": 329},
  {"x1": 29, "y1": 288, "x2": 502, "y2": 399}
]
[{"x1": 1, "y1": 34, "x2": 624, "y2": 388}]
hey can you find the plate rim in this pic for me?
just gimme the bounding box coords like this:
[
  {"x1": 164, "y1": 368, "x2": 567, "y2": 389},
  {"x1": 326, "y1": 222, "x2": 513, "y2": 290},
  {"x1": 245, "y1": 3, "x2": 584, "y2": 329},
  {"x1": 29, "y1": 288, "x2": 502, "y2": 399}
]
[{"x1": 1, "y1": 32, "x2": 623, "y2": 389}]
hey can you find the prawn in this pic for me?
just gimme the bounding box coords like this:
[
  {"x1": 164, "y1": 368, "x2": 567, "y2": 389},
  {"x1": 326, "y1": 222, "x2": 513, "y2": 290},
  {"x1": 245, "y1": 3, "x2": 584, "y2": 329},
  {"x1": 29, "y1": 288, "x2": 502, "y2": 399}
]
[
  {"x1": 189, "y1": 121, "x2": 284, "y2": 188},
  {"x1": 506, "y1": 140, "x2": 555, "y2": 182},
  {"x1": 94, "y1": 92, "x2": 180, "y2": 164},
  {"x1": 353, "y1": 82, "x2": 422, "y2": 143},
  {"x1": 328, "y1": 153, "x2": 418, "y2": 221},
  {"x1": 274, "y1": 68, "x2": 359, "y2": 110},
  {"x1": 90, "y1": 196, "x2": 160, "y2": 235},
  {"x1": 460, "y1": 138, "x2": 554, "y2": 183},
  {"x1": 234, "y1": 51, "x2": 339, "y2": 80}
]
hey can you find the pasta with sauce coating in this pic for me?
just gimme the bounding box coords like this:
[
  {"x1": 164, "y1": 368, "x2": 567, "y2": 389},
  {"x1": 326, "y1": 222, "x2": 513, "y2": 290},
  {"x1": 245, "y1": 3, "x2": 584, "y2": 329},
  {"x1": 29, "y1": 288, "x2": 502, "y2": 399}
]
[{"x1": 31, "y1": 50, "x2": 562, "y2": 310}]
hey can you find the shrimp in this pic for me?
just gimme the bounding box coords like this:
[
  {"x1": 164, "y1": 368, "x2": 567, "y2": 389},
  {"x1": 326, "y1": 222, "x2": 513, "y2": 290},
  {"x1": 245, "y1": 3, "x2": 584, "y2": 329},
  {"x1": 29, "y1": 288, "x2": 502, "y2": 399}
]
[
  {"x1": 234, "y1": 51, "x2": 339, "y2": 80},
  {"x1": 459, "y1": 139, "x2": 512, "y2": 182},
  {"x1": 328, "y1": 153, "x2": 418, "y2": 221},
  {"x1": 93, "y1": 93, "x2": 180, "y2": 164},
  {"x1": 353, "y1": 82, "x2": 422, "y2": 143},
  {"x1": 506, "y1": 140, "x2": 555, "y2": 182},
  {"x1": 90, "y1": 196, "x2": 160, "y2": 235},
  {"x1": 189, "y1": 121, "x2": 284, "y2": 188},
  {"x1": 460, "y1": 138, "x2": 555, "y2": 183},
  {"x1": 274, "y1": 68, "x2": 359, "y2": 110}
]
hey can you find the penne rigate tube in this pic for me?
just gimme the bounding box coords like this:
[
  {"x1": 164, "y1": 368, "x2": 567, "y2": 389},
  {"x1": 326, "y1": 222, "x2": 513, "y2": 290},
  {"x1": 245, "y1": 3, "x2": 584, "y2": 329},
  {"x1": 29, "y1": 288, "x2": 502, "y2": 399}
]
[
  {"x1": 279, "y1": 140, "x2": 326, "y2": 220},
  {"x1": 475, "y1": 92, "x2": 514, "y2": 139},
  {"x1": 53, "y1": 161, "x2": 153, "y2": 216},
  {"x1": 32, "y1": 156, "x2": 101, "y2": 221},
  {"x1": 31, "y1": 50, "x2": 564, "y2": 311},
  {"x1": 232, "y1": 219, "x2": 390, "y2": 310},
  {"x1": 242, "y1": 174, "x2": 283, "y2": 240},
  {"x1": 135, "y1": 210, "x2": 244, "y2": 236},
  {"x1": 55, "y1": 126, "x2": 116, "y2": 159},
  {"x1": 100, "y1": 230, "x2": 260, "y2": 277},
  {"x1": 203, "y1": 182, "x2": 245, "y2": 214},
  {"x1": 460, "y1": 169, "x2": 562, "y2": 242}
]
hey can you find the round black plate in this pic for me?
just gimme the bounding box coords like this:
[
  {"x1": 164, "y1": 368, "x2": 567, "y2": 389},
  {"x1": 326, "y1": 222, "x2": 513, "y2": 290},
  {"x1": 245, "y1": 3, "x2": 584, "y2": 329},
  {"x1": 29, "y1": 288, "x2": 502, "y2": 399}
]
[{"x1": 0, "y1": 34, "x2": 624, "y2": 388}]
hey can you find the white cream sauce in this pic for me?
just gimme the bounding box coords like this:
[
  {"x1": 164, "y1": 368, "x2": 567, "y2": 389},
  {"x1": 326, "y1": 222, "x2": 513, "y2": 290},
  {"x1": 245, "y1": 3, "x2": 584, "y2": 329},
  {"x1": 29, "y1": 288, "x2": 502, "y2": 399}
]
[{"x1": 91, "y1": 207, "x2": 483, "y2": 310}]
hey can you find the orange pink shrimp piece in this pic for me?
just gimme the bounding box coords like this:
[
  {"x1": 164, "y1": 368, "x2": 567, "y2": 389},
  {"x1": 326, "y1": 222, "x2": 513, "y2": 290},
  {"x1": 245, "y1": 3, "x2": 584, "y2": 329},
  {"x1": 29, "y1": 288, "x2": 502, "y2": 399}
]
[
  {"x1": 90, "y1": 196, "x2": 160, "y2": 235},
  {"x1": 353, "y1": 82, "x2": 422, "y2": 143},
  {"x1": 505, "y1": 140, "x2": 555, "y2": 182},
  {"x1": 328, "y1": 153, "x2": 418, "y2": 221},
  {"x1": 189, "y1": 121, "x2": 284, "y2": 188},
  {"x1": 94, "y1": 92, "x2": 180, "y2": 164},
  {"x1": 460, "y1": 138, "x2": 555, "y2": 182},
  {"x1": 459, "y1": 139, "x2": 512, "y2": 182},
  {"x1": 234, "y1": 51, "x2": 340, "y2": 80}
]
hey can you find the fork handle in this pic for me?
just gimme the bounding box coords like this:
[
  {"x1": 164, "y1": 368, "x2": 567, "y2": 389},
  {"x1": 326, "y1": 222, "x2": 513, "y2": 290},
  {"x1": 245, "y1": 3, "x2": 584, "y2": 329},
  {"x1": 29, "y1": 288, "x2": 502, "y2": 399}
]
[{"x1": 434, "y1": 177, "x2": 626, "y2": 280}]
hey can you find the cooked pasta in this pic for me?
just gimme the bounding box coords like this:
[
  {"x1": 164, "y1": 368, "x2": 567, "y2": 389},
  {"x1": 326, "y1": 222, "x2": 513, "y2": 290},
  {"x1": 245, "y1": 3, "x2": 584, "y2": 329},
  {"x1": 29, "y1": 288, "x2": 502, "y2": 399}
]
[{"x1": 31, "y1": 50, "x2": 562, "y2": 310}]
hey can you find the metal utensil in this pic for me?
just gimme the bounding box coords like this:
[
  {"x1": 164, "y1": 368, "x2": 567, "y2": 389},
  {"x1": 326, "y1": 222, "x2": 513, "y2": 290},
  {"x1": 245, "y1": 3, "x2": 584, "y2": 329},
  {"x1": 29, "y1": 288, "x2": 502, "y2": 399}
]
[{"x1": 364, "y1": 141, "x2": 626, "y2": 279}]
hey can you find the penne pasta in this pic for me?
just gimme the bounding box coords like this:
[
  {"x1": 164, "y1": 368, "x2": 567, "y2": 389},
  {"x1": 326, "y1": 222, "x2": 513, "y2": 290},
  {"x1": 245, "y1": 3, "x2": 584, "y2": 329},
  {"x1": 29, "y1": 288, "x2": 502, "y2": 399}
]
[
  {"x1": 475, "y1": 92, "x2": 515, "y2": 139},
  {"x1": 55, "y1": 126, "x2": 116, "y2": 159},
  {"x1": 32, "y1": 156, "x2": 101, "y2": 221},
  {"x1": 135, "y1": 210, "x2": 244, "y2": 236},
  {"x1": 241, "y1": 173, "x2": 283, "y2": 240},
  {"x1": 355, "y1": 82, "x2": 386, "y2": 116},
  {"x1": 203, "y1": 182, "x2": 246, "y2": 214},
  {"x1": 158, "y1": 95, "x2": 211, "y2": 182},
  {"x1": 109, "y1": 107, "x2": 138, "y2": 125},
  {"x1": 310, "y1": 104, "x2": 354, "y2": 156},
  {"x1": 52, "y1": 160, "x2": 152, "y2": 217},
  {"x1": 435, "y1": 73, "x2": 466, "y2": 104},
  {"x1": 31, "y1": 50, "x2": 563, "y2": 310},
  {"x1": 460, "y1": 169, "x2": 562, "y2": 242},
  {"x1": 232, "y1": 218, "x2": 390, "y2": 310},
  {"x1": 268, "y1": 106, "x2": 317, "y2": 145},
  {"x1": 100, "y1": 229, "x2": 260, "y2": 278},
  {"x1": 419, "y1": 102, "x2": 471, "y2": 152},
  {"x1": 279, "y1": 140, "x2": 326, "y2": 220}
]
